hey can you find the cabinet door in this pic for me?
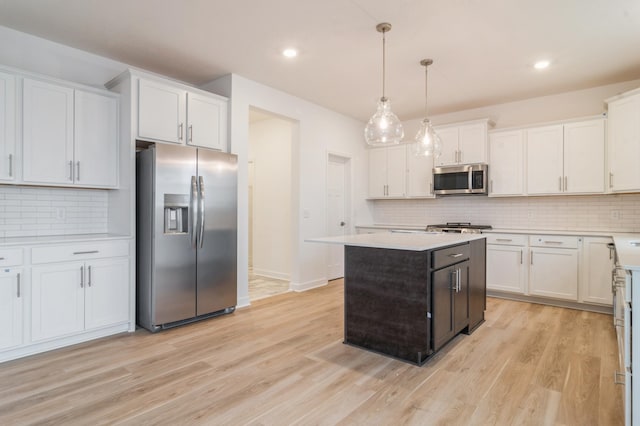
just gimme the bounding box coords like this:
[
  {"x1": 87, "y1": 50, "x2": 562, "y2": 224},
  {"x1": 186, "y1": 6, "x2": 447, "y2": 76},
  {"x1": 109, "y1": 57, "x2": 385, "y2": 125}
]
[
  {"x1": 186, "y1": 92, "x2": 227, "y2": 150},
  {"x1": 406, "y1": 145, "x2": 434, "y2": 197},
  {"x1": 608, "y1": 95, "x2": 640, "y2": 192},
  {"x1": 32, "y1": 262, "x2": 85, "y2": 341},
  {"x1": 74, "y1": 90, "x2": 118, "y2": 187},
  {"x1": 0, "y1": 269, "x2": 23, "y2": 350},
  {"x1": 368, "y1": 148, "x2": 387, "y2": 197},
  {"x1": 580, "y1": 238, "x2": 614, "y2": 305},
  {"x1": 85, "y1": 258, "x2": 129, "y2": 330},
  {"x1": 486, "y1": 245, "x2": 526, "y2": 293},
  {"x1": 432, "y1": 266, "x2": 455, "y2": 351},
  {"x1": 453, "y1": 263, "x2": 469, "y2": 334},
  {"x1": 0, "y1": 71, "x2": 16, "y2": 182},
  {"x1": 458, "y1": 122, "x2": 487, "y2": 164},
  {"x1": 22, "y1": 78, "x2": 74, "y2": 184},
  {"x1": 526, "y1": 125, "x2": 564, "y2": 195},
  {"x1": 488, "y1": 130, "x2": 524, "y2": 196},
  {"x1": 563, "y1": 119, "x2": 605, "y2": 194},
  {"x1": 138, "y1": 79, "x2": 186, "y2": 144},
  {"x1": 529, "y1": 248, "x2": 578, "y2": 300},
  {"x1": 386, "y1": 145, "x2": 407, "y2": 197},
  {"x1": 434, "y1": 127, "x2": 459, "y2": 166}
]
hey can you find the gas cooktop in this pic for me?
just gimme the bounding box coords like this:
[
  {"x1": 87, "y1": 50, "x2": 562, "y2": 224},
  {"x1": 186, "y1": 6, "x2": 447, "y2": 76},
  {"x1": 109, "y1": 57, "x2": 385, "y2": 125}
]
[{"x1": 425, "y1": 222, "x2": 492, "y2": 234}]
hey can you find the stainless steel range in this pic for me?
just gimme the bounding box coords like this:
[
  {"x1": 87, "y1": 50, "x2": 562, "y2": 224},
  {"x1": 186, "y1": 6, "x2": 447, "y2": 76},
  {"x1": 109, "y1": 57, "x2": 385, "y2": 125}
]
[{"x1": 425, "y1": 222, "x2": 492, "y2": 234}]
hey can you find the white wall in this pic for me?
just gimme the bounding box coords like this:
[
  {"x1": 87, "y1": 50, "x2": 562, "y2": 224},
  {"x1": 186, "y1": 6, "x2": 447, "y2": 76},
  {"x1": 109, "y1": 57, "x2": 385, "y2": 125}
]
[
  {"x1": 248, "y1": 117, "x2": 293, "y2": 281},
  {"x1": 202, "y1": 74, "x2": 372, "y2": 307}
]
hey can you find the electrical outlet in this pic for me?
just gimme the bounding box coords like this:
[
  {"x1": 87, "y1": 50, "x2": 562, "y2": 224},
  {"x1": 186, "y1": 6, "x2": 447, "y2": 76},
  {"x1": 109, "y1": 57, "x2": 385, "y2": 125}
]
[{"x1": 611, "y1": 210, "x2": 621, "y2": 220}]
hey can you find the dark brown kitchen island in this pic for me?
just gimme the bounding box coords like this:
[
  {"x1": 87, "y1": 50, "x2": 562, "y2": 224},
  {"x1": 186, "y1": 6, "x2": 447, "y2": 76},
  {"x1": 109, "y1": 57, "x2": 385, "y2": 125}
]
[{"x1": 308, "y1": 232, "x2": 486, "y2": 365}]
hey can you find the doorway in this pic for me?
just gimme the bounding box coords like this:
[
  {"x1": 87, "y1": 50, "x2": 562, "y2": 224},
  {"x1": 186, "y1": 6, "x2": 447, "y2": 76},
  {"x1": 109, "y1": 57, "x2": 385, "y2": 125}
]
[
  {"x1": 248, "y1": 108, "x2": 295, "y2": 301},
  {"x1": 327, "y1": 153, "x2": 351, "y2": 280}
]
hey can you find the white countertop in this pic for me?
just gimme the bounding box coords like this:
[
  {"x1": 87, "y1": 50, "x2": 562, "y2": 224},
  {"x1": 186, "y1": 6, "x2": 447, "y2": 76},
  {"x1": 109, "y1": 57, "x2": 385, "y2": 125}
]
[
  {"x1": 307, "y1": 232, "x2": 485, "y2": 251},
  {"x1": 613, "y1": 236, "x2": 640, "y2": 270},
  {"x1": 0, "y1": 233, "x2": 131, "y2": 247}
]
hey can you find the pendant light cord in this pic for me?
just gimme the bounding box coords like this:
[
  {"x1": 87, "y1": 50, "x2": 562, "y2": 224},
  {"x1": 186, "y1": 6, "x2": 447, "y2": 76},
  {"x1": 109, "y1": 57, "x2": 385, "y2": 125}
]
[
  {"x1": 382, "y1": 28, "x2": 386, "y2": 101},
  {"x1": 424, "y1": 64, "x2": 428, "y2": 117}
]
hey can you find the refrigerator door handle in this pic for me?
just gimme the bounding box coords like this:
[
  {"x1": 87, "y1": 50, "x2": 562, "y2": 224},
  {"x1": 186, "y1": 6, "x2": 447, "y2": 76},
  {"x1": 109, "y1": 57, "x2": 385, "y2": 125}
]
[
  {"x1": 198, "y1": 176, "x2": 205, "y2": 248},
  {"x1": 190, "y1": 176, "x2": 198, "y2": 248}
]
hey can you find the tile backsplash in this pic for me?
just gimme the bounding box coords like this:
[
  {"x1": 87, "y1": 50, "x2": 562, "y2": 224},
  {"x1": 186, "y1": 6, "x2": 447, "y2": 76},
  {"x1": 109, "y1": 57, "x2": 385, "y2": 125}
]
[
  {"x1": 0, "y1": 186, "x2": 108, "y2": 238},
  {"x1": 371, "y1": 193, "x2": 640, "y2": 233}
]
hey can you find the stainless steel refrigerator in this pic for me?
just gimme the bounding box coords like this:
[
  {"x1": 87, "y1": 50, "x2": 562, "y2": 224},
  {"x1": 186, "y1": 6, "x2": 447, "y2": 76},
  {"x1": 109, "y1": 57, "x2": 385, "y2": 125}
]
[{"x1": 136, "y1": 143, "x2": 237, "y2": 331}]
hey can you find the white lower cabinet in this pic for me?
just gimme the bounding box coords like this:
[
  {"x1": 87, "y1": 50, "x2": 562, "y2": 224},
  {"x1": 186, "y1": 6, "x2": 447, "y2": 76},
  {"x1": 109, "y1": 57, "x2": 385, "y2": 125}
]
[
  {"x1": 580, "y1": 237, "x2": 614, "y2": 306},
  {"x1": 0, "y1": 268, "x2": 23, "y2": 350},
  {"x1": 486, "y1": 234, "x2": 528, "y2": 294},
  {"x1": 32, "y1": 254, "x2": 129, "y2": 342},
  {"x1": 529, "y1": 235, "x2": 579, "y2": 301}
]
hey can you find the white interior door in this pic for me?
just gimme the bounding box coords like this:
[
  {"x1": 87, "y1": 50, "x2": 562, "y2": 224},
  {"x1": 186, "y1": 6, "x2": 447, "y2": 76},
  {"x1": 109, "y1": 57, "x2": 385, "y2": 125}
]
[{"x1": 327, "y1": 155, "x2": 349, "y2": 280}]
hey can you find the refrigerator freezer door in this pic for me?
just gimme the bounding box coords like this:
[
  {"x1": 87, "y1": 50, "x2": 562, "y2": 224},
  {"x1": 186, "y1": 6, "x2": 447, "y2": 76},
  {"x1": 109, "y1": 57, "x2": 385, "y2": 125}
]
[
  {"x1": 153, "y1": 144, "x2": 198, "y2": 325},
  {"x1": 196, "y1": 149, "x2": 238, "y2": 315}
]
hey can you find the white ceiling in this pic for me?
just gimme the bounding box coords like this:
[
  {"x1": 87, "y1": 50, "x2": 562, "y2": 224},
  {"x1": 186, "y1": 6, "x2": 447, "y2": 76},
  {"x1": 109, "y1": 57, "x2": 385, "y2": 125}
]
[{"x1": 0, "y1": 0, "x2": 639, "y2": 122}]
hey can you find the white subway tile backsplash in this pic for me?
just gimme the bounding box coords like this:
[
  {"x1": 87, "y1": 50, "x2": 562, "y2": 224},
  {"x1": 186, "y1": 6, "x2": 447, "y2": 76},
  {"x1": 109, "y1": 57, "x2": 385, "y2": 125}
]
[
  {"x1": 0, "y1": 186, "x2": 108, "y2": 237},
  {"x1": 371, "y1": 193, "x2": 640, "y2": 233}
]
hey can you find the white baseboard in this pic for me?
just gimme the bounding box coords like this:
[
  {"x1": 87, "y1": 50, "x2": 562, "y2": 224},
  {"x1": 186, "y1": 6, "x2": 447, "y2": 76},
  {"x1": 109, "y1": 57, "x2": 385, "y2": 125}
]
[
  {"x1": 252, "y1": 268, "x2": 290, "y2": 281},
  {"x1": 291, "y1": 278, "x2": 327, "y2": 292},
  {"x1": 237, "y1": 295, "x2": 251, "y2": 308}
]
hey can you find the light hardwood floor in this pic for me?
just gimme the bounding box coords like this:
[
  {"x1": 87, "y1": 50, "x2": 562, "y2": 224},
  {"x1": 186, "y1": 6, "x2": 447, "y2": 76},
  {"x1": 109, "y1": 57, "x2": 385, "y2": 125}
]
[{"x1": 0, "y1": 280, "x2": 623, "y2": 425}]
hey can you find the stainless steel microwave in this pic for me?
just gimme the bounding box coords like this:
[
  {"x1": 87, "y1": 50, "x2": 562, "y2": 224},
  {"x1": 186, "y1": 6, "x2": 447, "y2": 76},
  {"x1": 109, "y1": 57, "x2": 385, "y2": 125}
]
[{"x1": 433, "y1": 164, "x2": 488, "y2": 195}]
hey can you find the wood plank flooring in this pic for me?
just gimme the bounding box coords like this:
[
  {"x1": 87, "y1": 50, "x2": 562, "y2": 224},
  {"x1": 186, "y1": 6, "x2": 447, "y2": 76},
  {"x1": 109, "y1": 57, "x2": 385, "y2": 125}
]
[{"x1": 0, "y1": 280, "x2": 623, "y2": 425}]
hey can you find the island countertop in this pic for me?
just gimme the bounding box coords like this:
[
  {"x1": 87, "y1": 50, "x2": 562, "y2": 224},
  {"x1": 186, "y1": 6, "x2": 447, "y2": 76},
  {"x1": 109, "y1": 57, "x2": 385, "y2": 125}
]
[{"x1": 306, "y1": 232, "x2": 486, "y2": 251}]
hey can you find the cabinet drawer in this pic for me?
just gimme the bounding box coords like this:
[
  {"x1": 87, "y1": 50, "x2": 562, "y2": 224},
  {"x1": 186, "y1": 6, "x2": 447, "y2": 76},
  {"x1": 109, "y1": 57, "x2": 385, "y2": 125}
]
[
  {"x1": 432, "y1": 244, "x2": 470, "y2": 270},
  {"x1": 31, "y1": 240, "x2": 129, "y2": 264},
  {"x1": 529, "y1": 235, "x2": 579, "y2": 249},
  {"x1": 485, "y1": 234, "x2": 528, "y2": 246},
  {"x1": 0, "y1": 248, "x2": 23, "y2": 267}
]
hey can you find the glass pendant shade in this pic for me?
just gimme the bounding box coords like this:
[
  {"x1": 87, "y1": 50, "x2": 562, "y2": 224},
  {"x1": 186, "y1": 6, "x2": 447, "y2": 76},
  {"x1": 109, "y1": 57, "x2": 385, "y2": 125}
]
[
  {"x1": 364, "y1": 98, "x2": 404, "y2": 146},
  {"x1": 414, "y1": 118, "x2": 442, "y2": 157}
]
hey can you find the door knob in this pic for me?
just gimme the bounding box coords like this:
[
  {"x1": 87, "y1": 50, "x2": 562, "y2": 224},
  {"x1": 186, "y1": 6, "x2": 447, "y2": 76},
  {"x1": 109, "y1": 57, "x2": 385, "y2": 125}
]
[{"x1": 340, "y1": 221, "x2": 346, "y2": 226}]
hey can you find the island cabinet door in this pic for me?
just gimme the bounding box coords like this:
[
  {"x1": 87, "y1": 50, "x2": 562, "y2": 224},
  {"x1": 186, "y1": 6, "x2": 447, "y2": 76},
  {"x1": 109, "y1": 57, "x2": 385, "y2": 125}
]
[
  {"x1": 432, "y1": 266, "x2": 455, "y2": 351},
  {"x1": 454, "y1": 263, "x2": 469, "y2": 334}
]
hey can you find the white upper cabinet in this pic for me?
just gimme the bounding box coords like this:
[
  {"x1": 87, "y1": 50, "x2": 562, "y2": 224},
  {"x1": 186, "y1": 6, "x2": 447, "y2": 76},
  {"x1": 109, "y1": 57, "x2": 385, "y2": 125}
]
[
  {"x1": 488, "y1": 130, "x2": 524, "y2": 196},
  {"x1": 138, "y1": 78, "x2": 186, "y2": 144},
  {"x1": 526, "y1": 118, "x2": 605, "y2": 195},
  {"x1": 406, "y1": 147, "x2": 435, "y2": 198},
  {"x1": 368, "y1": 145, "x2": 407, "y2": 198},
  {"x1": 435, "y1": 119, "x2": 489, "y2": 166},
  {"x1": 22, "y1": 78, "x2": 74, "y2": 185},
  {"x1": 607, "y1": 89, "x2": 640, "y2": 192},
  {"x1": 526, "y1": 125, "x2": 564, "y2": 194},
  {"x1": 137, "y1": 78, "x2": 228, "y2": 150},
  {"x1": 74, "y1": 91, "x2": 118, "y2": 187},
  {"x1": 0, "y1": 71, "x2": 16, "y2": 182},
  {"x1": 186, "y1": 92, "x2": 228, "y2": 150},
  {"x1": 22, "y1": 78, "x2": 118, "y2": 188}
]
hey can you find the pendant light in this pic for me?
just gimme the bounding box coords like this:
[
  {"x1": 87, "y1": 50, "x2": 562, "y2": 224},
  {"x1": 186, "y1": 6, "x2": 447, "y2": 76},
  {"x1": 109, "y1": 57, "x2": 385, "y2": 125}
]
[
  {"x1": 364, "y1": 23, "x2": 404, "y2": 146},
  {"x1": 414, "y1": 59, "x2": 441, "y2": 157}
]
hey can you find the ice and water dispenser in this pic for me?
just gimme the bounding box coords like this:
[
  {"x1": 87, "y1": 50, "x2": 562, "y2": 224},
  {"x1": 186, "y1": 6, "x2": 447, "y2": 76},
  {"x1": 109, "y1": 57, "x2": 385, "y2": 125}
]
[{"x1": 164, "y1": 194, "x2": 189, "y2": 234}]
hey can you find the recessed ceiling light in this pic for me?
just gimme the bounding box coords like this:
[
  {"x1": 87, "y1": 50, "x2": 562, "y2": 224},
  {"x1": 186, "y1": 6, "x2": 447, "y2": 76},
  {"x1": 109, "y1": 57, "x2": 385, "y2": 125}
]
[
  {"x1": 282, "y1": 48, "x2": 298, "y2": 58},
  {"x1": 534, "y1": 60, "x2": 550, "y2": 70}
]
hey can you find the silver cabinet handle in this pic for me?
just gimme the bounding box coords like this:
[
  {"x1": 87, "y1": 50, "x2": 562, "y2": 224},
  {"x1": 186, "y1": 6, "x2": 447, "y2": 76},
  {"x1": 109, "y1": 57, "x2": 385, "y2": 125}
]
[
  {"x1": 564, "y1": 176, "x2": 567, "y2": 191},
  {"x1": 457, "y1": 268, "x2": 461, "y2": 292},
  {"x1": 69, "y1": 160, "x2": 74, "y2": 181},
  {"x1": 543, "y1": 240, "x2": 563, "y2": 245},
  {"x1": 76, "y1": 161, "x2": 80, "y2": 181},
  {"x1": 429, "y1": 182, "x2": 433, "y2": 195},
  {"x1": 520, "y1": 249, "x2": 523, "y2": 264},
  {"x1": 8, "y1": 154, "x2": 13, "y2": 177},
  {"x1": 609, "y1": 172, "x2": 613, "y2": 189},
  {"x1": 198, "y1": 176, "x2": 205, "y2": 248},
  {"x1": 87, "y1": 265, "x2": 92, "y2": 287},
  {"x1": 190, "y1": 176, "x2": 198, "y2": 248},
  {"x1": 490, "y1": 180, "x2": 493, "y2": 193},
  {"x1": 558, "y1": 177, "x2": 562, "y2": 191},
  {"x1": 179, "y1": 123, "x2": 184, "y2": 141},
  {"x1": 80, "y1": 265, "x2": 84, "y2": 288},
  {"x1": 0, "y1": 257, "x2": 4, "y2": 260},
  {"x1": 496, "y1": 238, "x2": 512, "y2": 242},
  {"x1": 530, "y1": 252, "x2": 533, "y2": 265},
  {"x1": 449, "y1": 253, "x2": 464, "y2": 258},
  {"x1": 450, "y1": 269, "x2": 457, "y2": 291},
  {"x1": 73, "y1": 250, "x2": 99, "y2": 255},
  {"x1": 189, "y1": 125, "x2": 193, "y2": 142},
  {"x1": 16, "y1": 272, "x2": 20, "y2": 298}
]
